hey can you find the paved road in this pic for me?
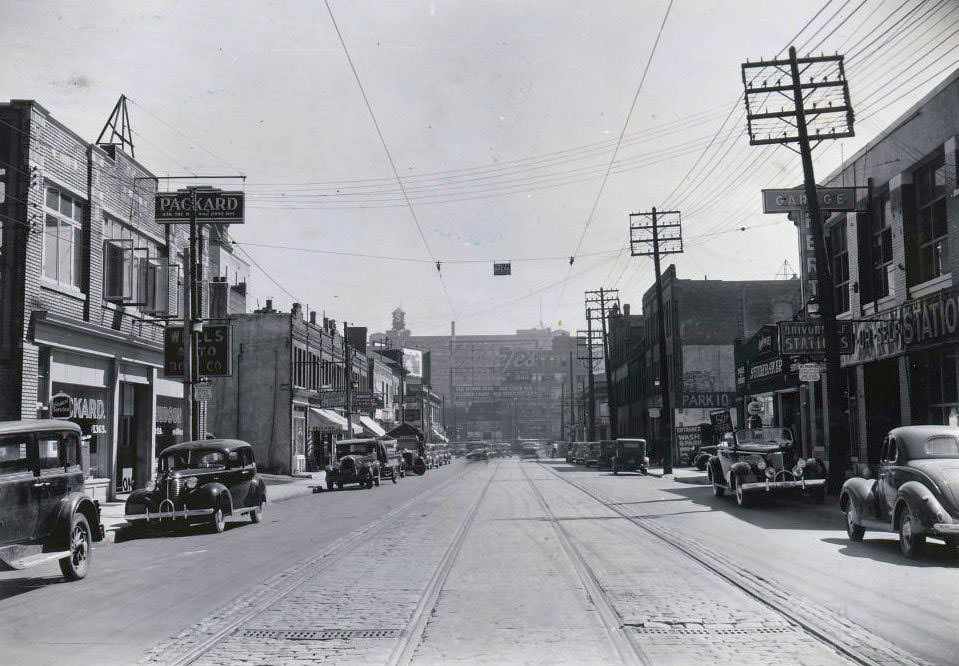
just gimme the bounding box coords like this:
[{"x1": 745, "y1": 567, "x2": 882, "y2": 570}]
[
  {"x1": 0, "y1": 461, "x2": 464, "y2": 666},
  {"x1": 2, "y1": 458, "x2": 955, "y2": 666}
]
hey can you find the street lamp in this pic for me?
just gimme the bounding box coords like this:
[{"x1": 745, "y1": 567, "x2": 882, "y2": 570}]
[{"x1": 806, "y1": 295, "x2": 820, "y2": 317}]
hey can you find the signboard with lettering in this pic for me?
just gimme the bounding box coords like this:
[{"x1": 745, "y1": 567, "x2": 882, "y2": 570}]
[
  {"x1": 164, "y1": 325, "x2": 233, "y2": 377},
  {"x1": 493, "y1": 262, "x2": 512, "y2": 276},
  {"x1": 155, "y1": 189, "x2": 244, "y2": 224},
  {"x1": 317, "y1": 389, "x2": 348, "y2": 409},
  {"x1": 778, "y1": 320, "x2": 854, "y2": 356},
  {"x1": 709, "y1": 409, "x2": 733, "y2": 434},
  {"x1": 799, "y1": 363, "x2": 821, "y2": 382},
  {"x1": 675, "y1": 425, "x2": 708, "y2": 460},
  {"x1": 680, "y1": 392, "x2": 735, "y2": 409},
  {"x1": 648, "y1": 407, "x2": 661, "y2": 418},
  {"x1": 761, "y1": 187, "x2": 857, "y2": 214}
]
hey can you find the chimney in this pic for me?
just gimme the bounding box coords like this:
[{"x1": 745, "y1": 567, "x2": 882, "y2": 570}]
[
  {"x1": 291, "y1": 302, "x2": 302, "y2": 319},
  {"x1": 623, "y1": 304, "x2": 630, "y2": 316},
  {"x1": 265, "y1": 299, "x2": 273, "y2": 313},
  {"x1": 310, "y1": 311, "x2": 317, "y2": 325}
]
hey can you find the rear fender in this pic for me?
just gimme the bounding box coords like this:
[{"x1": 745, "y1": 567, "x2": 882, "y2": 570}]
[
  {"x1": 895, "y1": 481, "x2": 946, "y2": 530},
  {"x1": 708, "y1": 457, "x2": 725, "y2": 486},
  {"x1": 251, "y1": 477, "x2": 267, "y2": 505},
  {"x1": 190, "y1": 482, "x2": 234, "y2": 515},
  {"x1": 50, "y1": 492, "x2": 103, "y2": 548}
]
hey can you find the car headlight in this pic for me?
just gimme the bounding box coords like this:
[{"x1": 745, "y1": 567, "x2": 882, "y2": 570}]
[
  {"x1": 806, "y1": 457, "x2": 816, "y2": 467},
  {"x1": 793, "y1": 465, "x2": 804, "y2": 477},
  {"x1": 757, "y1": 459, "x2": 767, "y2": 471},
  {"x1": 185, "y1": 476, "x2": 199, "y2": 489},
  {"x1": 765, "y1": 467, "x2": 776, "y2": 479},
  {"x1": 642, "y1": 457, "x2": 649, "y2": 464},
  {"x1": 795, "y1": 458, "x2": 806, "y2": 469}
]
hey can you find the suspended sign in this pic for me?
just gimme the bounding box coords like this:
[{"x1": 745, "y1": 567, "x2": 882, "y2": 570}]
[
  {"x1": 761, "y1": 187, "x2": 857, "y2": 214},
  {"x1": 164, "y1": 325, "x2": 233, "y2": 377},
  {"x1": 778, "y1": 320, "x2": 855, "y2": 356},
  {"x1": 798, "y1": 363, "x2": 821, "y2": 383},
  {"x1": 155, "y1": 189, "x2": 245, "y2": 224},
  {"x1": 493, "y1": 262, "x2": 512, "y2": 276}
]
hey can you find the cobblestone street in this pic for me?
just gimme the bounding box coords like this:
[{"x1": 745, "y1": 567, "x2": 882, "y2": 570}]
[{"x1": 121, "y1": 458, "x2": 957, "y2": 666}]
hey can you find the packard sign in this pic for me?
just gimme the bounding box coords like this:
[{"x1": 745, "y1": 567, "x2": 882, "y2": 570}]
[
  {"x1": 155, "y1": 189, "x2": 244, "y2": 224},
  {"x1": 761, "y1": 187, "x2": 857, "y2": 214},
  {"x1": 681, "y1": 392, "x2": 735, "y2": 408}
]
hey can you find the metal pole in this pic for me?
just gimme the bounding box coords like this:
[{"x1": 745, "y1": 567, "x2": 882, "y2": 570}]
[
  {"x1": 568, "y1": 351, "x2": 575, "y2": 442},
  {"x1": 789, "y1": 46, "x2": 847, "y2": 493},
  {"x1": 652, "y1": 207, "x2": 673, "y2": 475},
  {"x1": 344, "y1": 324, "x2": 353, "y2": 438}
]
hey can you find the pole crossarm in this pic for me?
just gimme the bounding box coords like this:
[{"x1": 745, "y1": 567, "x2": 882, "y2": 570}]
[{"x1": 629, "y1": 210, "x2": 683, "y2": 257}]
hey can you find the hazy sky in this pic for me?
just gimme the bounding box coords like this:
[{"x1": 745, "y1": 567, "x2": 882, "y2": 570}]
[{"x1": 2, "y1": 0, "x2": 955, "y2": 335}]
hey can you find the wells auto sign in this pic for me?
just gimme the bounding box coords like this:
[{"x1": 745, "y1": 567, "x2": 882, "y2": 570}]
[{"x1": 156, "y1": 190, "x2": 244, "y2": 224}]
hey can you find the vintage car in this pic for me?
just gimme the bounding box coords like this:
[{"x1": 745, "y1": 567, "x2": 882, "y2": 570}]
[
  {"x1": 688, "y1": 444, "x2": 718, "y2": 471},
  {"x1": 0, "y1": 420, "x2": 105, "y2": 581},
  {"x1": 841, "y1": 426, "x2": 959, "y2": 559},
  {"x1": 583, "y1": 441, "x2": 602, "y2": 467},
  {"x1": 126, "y1": 439, "x2": 266, "y2": 533},
  {"x1": 465, "y1": 448, "x2": 490, "y2": 462},
  {"x1": 571, "y1": 442, "x2": 589, "y2": 465},
  {"x1": 379, "y1": 438, "x2": 404, "y2": 483},
  {"x1": 596, "y1": 440, "x2": 616, "y2": 470},
  {"x1": 401, "y1": 448, "x2": 427, "y2": 475},
  {"x1": 520, "y1": 444, "x2": 539, "y2": 459},
  {"x1": 707, "y1": 427, "x2": 826, "y2": 507},
  {"x1": 611, "y1": 438, "x2": 649, "y2": 475},
  {"x1": 327, "y1": 439, "x2": 383, "y2": 489}
]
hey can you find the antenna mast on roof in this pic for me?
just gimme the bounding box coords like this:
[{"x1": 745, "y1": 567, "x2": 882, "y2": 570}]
[
  {"x1": 96, "y1": 94, "x2": 135, "y2": 157},
  {"x1": 775, "y1": 259, "x2": 798, "y2": 280}
]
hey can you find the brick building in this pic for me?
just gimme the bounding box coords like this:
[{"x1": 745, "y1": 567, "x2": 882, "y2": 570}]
[
  {"x1": 789, "y1": 68, "x2": 959, "y2": 471},
  {"x1": 0, "y1": 99, "x2": 213, "y2": 500},
  {"x1": 608, "y1": 266, "x2": 801, "y2": 460}
]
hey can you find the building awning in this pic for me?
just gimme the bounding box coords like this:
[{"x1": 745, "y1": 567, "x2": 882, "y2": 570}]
[
  {"x1": 310, "y1": 408, "x2": 362, "y2": 435},
  {"x1": 431, "y1": 428, "x2": 448, "y2": 443},
  {"x1": 358, "y1": 415, "x2": 386, "y2": 437}
]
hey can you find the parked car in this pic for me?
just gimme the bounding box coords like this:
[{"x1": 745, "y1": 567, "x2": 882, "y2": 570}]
[
  {"x1": 379, "y1": 438, "x2": 404, "y2": 483},
  {"x1": 465, "y1": 448, "x2": 490, "y2": 462},
  {"x1": 565, "y1": 444, "x2": 575, "y2": 463},
  {"x1": 423, "y1": 444, "x2": 438, "y2": 469},
  {"x1": 572, "y1": 442, "x2": 589, "y2": 464},
  {"x1": 520, "y1": 444, "x2": 539, "y2": 459},
  {"x1": 707, "y1": 427, "x2": 826, "y2": 507},
  {"x1": 841, "y1": 426, "x2": 959, "y2": 559},
  {"x1": 596, "y1": 440, "x2": 616, "y2": 470},
  {"x1": 611, "y1": 439, "x2": 649, "y2": 475},
  {"x1": 688, "y1": 444, "x2": 718, "y2": 471},
  {"x1": 327, "y1": 439, "x2": 382, "y2": 489},
  {"x1": 584, "y1": 442, "x2": 601, "y2": 467},
  {"x1": 125, "y1": 439, "x2": 266, "y2": 533},
  {"x1": 401, "y1": 448, "x2": 427, "y2": 475},
  {"x1": 0, "y1": 420, "x2": 104, "y2": 581}
]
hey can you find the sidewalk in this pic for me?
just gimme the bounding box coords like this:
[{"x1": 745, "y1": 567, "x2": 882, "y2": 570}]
[{"x1": 97, "y1": 471, "x2": 327, "y2": 543}]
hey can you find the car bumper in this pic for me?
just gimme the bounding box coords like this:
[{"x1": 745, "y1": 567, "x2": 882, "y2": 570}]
[
  {"x1": 126, "y1": 507, "x2": 215, "y2": 522},
  {"x1": 740, "y1": 478, "x2": 826, "y2": 492}
]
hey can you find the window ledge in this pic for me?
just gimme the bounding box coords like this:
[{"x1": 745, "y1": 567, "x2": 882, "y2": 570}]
[
  {"x1": 40, "y1": 278, "x2": 86, "y2": 300},
  {"x1": 861, "y1": 294, "x2": 898, "y2": 316},
  {"x1": 908, "y1": 273, "x2": 952, "y2": 300}
]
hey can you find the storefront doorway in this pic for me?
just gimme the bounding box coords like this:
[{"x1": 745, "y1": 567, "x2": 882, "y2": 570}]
[
  {"x1": 116, "y1": 383, "x2": 140, "y2": 494},
  {"x1": 863, "y1": 359, "x2": 900, "y2": 466}
]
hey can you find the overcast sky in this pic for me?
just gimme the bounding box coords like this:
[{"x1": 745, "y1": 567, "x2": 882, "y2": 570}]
[{"x1": 2, "y1": 0, "x2": 956, "y2": 335}]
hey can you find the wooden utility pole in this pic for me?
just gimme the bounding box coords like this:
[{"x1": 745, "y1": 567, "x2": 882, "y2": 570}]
[
  {"x1": 585, "y1": 288, "x2": 620, "y2": 438},
  {"x1": 741, "y1": 47, "x2": 855, "y2": 493},
  {"x1": 344, "y1": 324, "x2": 353, "y2": 438},
  {"x1": 568, "y1": 351, "x2": 575, "y2": 442},
  {"x1": 630, "y1": 208, "x2": 683, "y2": 474}
]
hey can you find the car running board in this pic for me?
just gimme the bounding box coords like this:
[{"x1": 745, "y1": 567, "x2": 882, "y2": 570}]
[
  {"x1": 858, "y1": 517, "x2": 889, "y2": 531},
  {"x1": 0, "y1": 549, "x2": 70, "y2": 571}
]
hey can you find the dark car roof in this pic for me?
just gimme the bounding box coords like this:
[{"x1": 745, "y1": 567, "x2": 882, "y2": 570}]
[
  {"x1": 890, "y1": 426, "x2": 959, "y2": 459},
  {"x1": 159, "y1": 439, "x2": 253, "y2": 455},
  {"x1": 0, "y1": 419, "x2": 82, "y2": 435}
]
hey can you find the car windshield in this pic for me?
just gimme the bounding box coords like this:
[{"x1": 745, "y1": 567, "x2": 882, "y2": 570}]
[
  {"x1": 734, "y1": 428, "x2": 793, "y2": 447},
  {"x1": 160, "y1": 449, "x2": 227, "y2": 471},
  {"x1": 921, "y1": 435, "x2": 959, "y2": 459},
  {"x1": 337, "y1": 443, "x2": 375, "y2": 456},
  {"x1": 619, "y1": 441, "x2": 643, "y2": 449}
]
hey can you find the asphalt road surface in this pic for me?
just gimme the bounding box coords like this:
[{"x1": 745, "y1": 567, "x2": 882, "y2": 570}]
[{"x1": 1, "y1": 458, "x2": 956, "y2": 666}]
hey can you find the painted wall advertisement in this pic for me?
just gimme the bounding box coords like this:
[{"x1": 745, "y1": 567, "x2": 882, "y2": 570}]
[{"x1": 675, "y1": 425, "x2": 708, "y2": 460}]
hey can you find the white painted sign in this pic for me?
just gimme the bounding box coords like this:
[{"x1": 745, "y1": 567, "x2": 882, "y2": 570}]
[{"x1": 799, "y1": 363, "x2": 821, "y2": 383}]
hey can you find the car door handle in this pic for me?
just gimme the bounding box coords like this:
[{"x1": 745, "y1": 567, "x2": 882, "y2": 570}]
[{"x1": 32, "y1": 482, "x2": 51, "y2": 488}]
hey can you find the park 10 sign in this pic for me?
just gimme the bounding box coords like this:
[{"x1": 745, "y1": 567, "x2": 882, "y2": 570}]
[
  {"x1": 761, "y1": 187, "x2": 857, "y2": 214},
  {"x1": 155, "y1": 189, "x2": 245, "y2": 224}
]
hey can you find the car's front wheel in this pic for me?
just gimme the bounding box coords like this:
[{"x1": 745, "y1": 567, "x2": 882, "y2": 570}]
[
  {"x1": 899, "y1": 508, "x2": 926, "y2": 559},
  {"x1": 59, "y1": 513, "x2": 92, "y2": 581},
  {"x1": 250, "y1": 501, "x2": 264, "y2": 523},
  {"x1": 209, "y1": 506, "x2": 227, "y2": 533},
  {"x1": 708, "y1": 466, "x2": 725, "y2": 497},
  {"x1": 733, "y1": 474, "x2": 752, "y2": 507},
  {"x1": 844, "y1": 502, "x2": 865, "y2": 542}
]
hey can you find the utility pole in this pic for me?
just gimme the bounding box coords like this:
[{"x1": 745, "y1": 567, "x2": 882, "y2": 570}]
[
  {"x1": 578, "y1": 321, "x2": 597, "y2": 441},
  {"x1": 344, "y1": 323, "x2": 353, "y2": 438},
  {"x1": 741, "y1": 47, "x2": 855, "y2": 493},
  {"x1": 560, "y1": 382, "x2": 565, "y2": 442},
  {"x1": 630, "y1": 208, "x2": 683, "y2": 475},
  {"x1": 449, "y1": 321, "x2": 455, "y2": 441},
  {"x1": 585, "y1": 288, "x2": 620, "y2": 438},
  {"x1": 568, "y1": 351, "x2": 575, "y2": 442},
  {"x1": 181, "y1": 188, "x2": 198, "y2": 442}
]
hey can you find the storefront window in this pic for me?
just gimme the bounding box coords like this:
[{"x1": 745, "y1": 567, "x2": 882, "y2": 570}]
[
  {"x1": 827, "y1": 220, "x2": 849, "y2": 314},
  {"x1": 155, "y1": 396, "x2": 184, "y2": 454},
  {"x1": 50, "y1": 383, "x2": 110, "y2": 478},
  {"x1": 911, "y1": 348, "x2": 959, "y2": 425}
]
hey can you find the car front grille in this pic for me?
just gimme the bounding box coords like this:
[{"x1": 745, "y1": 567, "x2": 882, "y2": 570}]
[
  {"x1": 768, "y1": 452, "x2": 784, "y2": 470},
  {"x1": 166, "y1": 477, "x2": 184, "y2": 502}
]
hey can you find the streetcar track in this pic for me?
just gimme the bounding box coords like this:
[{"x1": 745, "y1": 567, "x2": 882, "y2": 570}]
[
  {"x1": 152, "y1": 463, "x2": 484, "y2": 666},
  {"x1": 538, "y1": 462, "x2": 934, "y2": 666},
  {"x1": 518, "y1": 462, "x2": 653, "y2": 666},
  {"x1": 386, "y1": 460, "x2": 500, "y2": 666}
]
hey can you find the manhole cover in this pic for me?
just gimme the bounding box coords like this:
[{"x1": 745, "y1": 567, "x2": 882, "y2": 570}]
[
  {"x1": 237, "y1": 628, "x2": 403, "y2": 641},
  {"x1": 631, "y1": 625, "x2": 794, "y2": 636}
]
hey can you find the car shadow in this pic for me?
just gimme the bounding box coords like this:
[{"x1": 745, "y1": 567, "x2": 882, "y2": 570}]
[
  {"x1": 658, "y1": 485, "x2": 842, "y2": 531},
  {"x1": 0, "y1": 573, "x2": 70, "y2": 602},
  {"x1": 821, "y1": 537, "x2": 959, "y2": 567},
  {"x1": 113, "y1": 520, "x2": 247, "y2": 543}
]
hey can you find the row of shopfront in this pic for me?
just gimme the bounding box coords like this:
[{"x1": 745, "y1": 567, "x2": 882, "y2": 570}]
[{"x1": 734, "y1": 285, "x2": 959, "y2": 472}]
